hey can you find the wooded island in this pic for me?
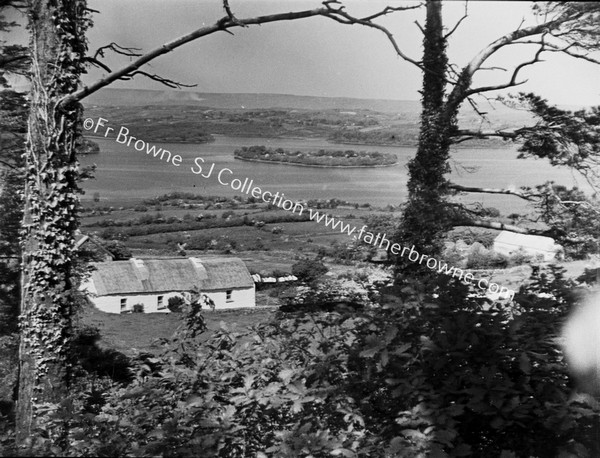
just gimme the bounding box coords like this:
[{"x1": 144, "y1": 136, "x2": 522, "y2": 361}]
[{"x1": 234, "y1": 145, "x2": 398, "y2": 167}]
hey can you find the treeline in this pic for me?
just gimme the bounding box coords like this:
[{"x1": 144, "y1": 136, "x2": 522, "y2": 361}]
[
  {"x1": 94, "y1": 211, "x2": 310, "y2": 239},
  {"x1": 329, "y1": 128, "x2": 418, "y2": 146},
  {"x1": 234, "y1": 145, "x2": 397, "y2": 167}
]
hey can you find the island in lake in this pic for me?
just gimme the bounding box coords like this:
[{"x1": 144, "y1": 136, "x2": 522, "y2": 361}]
[{"x1": 234, "y1": 145, "x2": 398, "y2": 168}]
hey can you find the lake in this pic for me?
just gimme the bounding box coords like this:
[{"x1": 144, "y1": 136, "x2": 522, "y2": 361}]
[{"x1": 79, "y1": 135, "x2": 594, "y2": 214}]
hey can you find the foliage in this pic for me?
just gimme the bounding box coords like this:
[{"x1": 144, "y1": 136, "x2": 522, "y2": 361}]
[
  {"x1": 514, "y1": 94, "x2": 600, "y2": 176},
  {"x1": 132, "y1": 303, "x2": 144, "y2": 313},
  {"x1": 280, "y1": 278, "x2": 373, "y2": 312},
  {"x1": 168, "y1": 295, "x2": 185, "y2": 313},
  {"x1": 465, "y1": 246, "x2": 509, "y2": 269},
  {"x1": 101, "y1": 240, "x2": 132, "y2": 260},
  {"x1": 6, "y1": 265, "x2": 600, "y2": 457},
  {"x1": 576, "y1": 267, "x2": 599, "y2": 285},
  {"x1": 533, "y1": 183, "x2": 600, "y2": 258},
  {"x1": 291, "y1": 258, "x2": 328, "y2": 283}
]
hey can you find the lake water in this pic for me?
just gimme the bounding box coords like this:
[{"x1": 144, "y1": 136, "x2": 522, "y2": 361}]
[{"x1": 79, "y1": 135, "x2": 594, "y2": 214}]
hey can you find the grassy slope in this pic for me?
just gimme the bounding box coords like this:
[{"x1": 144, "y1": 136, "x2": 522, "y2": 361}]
[{"x1": 77, "y1": 302, "x2": 275, "y2": 357}]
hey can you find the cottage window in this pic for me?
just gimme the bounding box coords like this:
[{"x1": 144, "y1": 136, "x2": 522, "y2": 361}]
[
  {"x1": 157, "y1": 295, "x2": 164, "y2": 309},
  {"x1": 120, "y1": 298, "x2": 127, "y2": 312},
  {"x1": 226, "y1": 290, "x2": 233, "y2": 302}
]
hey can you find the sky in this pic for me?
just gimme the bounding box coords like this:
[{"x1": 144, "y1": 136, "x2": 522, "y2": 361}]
[{"x1": 5, "y1": 1, "x2": 600, "y2": 106}]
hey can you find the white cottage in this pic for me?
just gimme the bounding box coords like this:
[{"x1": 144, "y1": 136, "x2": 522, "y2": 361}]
[
  {"x1": 83, "y1": 257, "x2": 255, "y2": 314},
  {"x1": 493, "y1": 231, "x2": 563, "y2": 262}
]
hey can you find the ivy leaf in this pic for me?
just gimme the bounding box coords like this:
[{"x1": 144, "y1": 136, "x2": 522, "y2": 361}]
[
  {"x1": 278, "y1": 368, "x2": 295, "y2": 384},
  {"x1": 331, "y1": 448, "x2": 356, "y2": 457}
]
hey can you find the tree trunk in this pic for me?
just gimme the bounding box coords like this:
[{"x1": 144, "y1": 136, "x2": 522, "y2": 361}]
[
  {"x1": 16, "y1": 0, "x2": 88, "y2": 450},
  {"x1": 395, "y1": 0, "x2": 453, "y2": 263}
]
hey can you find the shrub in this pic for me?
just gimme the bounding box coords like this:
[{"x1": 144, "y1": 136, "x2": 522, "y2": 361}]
[
  {"x1": 132, "y1": 303, "x2": 144, "y2": 313},
  {"x1": 291, "y1": 258, "x2": 328, "y2": 283},
  {"x1": 508, "y1": 247, "x2": 534, "y2": 266},
  {"x1": 466, "y1": 247, "x2": 508, "y2": 269},
  {"x1": 102, "y1": 240, "x2": 132, "y2": 260},
  {"x1": 168, "y1": 296, "x2": 185, "y2": 312},
  {"x1": 576, "y1": 267, "x2": 599, "y2": 285},
  {"x1": 280, "y1": 279, "x2": 372, "y2": 311}
]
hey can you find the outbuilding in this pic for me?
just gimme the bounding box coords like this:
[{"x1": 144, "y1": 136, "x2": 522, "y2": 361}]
[
  {"x1": 83, "y1": 257, "x2": 255, "y2": 313},
  {"x1": 493, "y1": 231, "x2": 563, "y2": 262}
]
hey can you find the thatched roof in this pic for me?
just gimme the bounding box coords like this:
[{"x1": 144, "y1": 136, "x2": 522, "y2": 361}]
[{"x1": 90, "y1": 257, "x2": 253, "y2": 296}]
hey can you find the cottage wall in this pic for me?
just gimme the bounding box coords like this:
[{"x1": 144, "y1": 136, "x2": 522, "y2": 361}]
[
  {"x1": 92, "y1": 287, "x2": 255, "y2": 314},
  {"x1": 92, "y1": 292, "x2": 180, "y2": 314},
  {"x1": 205, "y1": 286, "x2": 256, "y2": 310}
]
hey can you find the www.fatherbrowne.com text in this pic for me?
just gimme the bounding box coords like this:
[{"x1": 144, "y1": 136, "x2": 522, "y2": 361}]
[{"x1": 83, "y1": 116, "x2": 515, "y2": 300}]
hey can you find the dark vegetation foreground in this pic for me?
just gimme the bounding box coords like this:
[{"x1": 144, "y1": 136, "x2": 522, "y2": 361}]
[{"x1": 2, "y1": 264, "x2": 599, "y2": 457}]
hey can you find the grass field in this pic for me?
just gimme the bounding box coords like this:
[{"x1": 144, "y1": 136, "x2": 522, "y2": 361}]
[{"x1": 77, "y1": 302, "x2": 276, "y2": 357}]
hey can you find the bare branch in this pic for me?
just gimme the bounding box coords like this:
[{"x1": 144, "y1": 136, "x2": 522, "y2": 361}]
[
  {"x1": 464, "y1": 35, "x2": 546, "y2": 98},
  {"x1": 321, "y1": 2, "x2": 424, "y2": 70},
  {"x1": 0, "y1": 158, "x2": 19, "y2": 170},
  {"x1": 0, "y1": 53, "x2": 28, "y2": 69},
  {"x1": 443, "y1": 9, "x2": 587, "y2": 113},
  {"x1": 452, "y1": 128, "x2": 522, "y2": 140},
  {"x1": 444, "y1": 1, "x2": 468, "y2": 40},
  {"x1": 449, "y1": 183, "x2": 540, "y2": 201},
  {"x1": 414, "y1": 20, "x2": 425, "y2": 34},
  {"x1": 124, "y1": 71, "x2": 198, "y2": 89},
  {"x1": 223, "y1": 0, "x2": 247, "y2": 27},
  {"x1": 361, "y1": 4, "x2": 422, "y2": 22},
  {"x1": 60, "y1": 3, "x2": 418, "y2": 108},
  {"x1": 452, "y1": 219, "x2": 579, "y2": 241},
  {"x1": 465, "y1": 95, "x2": 488, "y2": 120},
  {"x1": 92, "y1": 42, "x2": 142, "y2": 60},
  {"x1": 84, "y1": 56, "x2": 111, "y2": 73}
]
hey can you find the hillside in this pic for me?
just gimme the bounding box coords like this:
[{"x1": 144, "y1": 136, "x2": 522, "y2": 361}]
[
  {"x1": 82, "y1": 88, "x2": 423, "y2": 114},
  {"x1": 83, "y1": 88, "x2": 537, "y2": 132}
]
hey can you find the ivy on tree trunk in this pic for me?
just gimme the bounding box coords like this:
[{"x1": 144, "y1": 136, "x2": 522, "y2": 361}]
[
  {"x1": 16, "y1": 0, "x2": 89, "y2": 449},
  {"x1": 395, "y1": 0, "x2": 454, "y2": 264}
]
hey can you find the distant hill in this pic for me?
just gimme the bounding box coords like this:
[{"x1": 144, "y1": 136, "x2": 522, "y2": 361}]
[
  {"x1": 82, "y1": 88, "x2": 535, "y2": 128},
  {"x1": 83, "y1": 88, "x2": 423, "y2": 113}
]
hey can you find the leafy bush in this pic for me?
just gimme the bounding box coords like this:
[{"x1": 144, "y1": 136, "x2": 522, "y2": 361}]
[
  {"x1": 466, "y1": 246, "x2": 508, "y2": 269},
  {"x1": 102, "y1": 240, "x2": 132, "y2": 260},
  {"x1": 280, "y1": 279, "x2": 372, "y2": 312},
  {"x1": 291, "y1": 258, "x2": 328, "y2": 283},
  {"x1": 168, "y1": 295, "x2": 185, "y2": 312},
  {"x1": 576, "y1": 267, "x2": 599, "y2": 285},
  {"x1": 508, "y1": 247, "x2": 534, "y2": 266},
  {"x1": 132, "y1": 303, "x2": 144, "y2": 313}
]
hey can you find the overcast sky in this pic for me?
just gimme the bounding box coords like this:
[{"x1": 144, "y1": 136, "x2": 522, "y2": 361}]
[{"x1": 6, "y1": 1, "x2": 600, "y2": 106}]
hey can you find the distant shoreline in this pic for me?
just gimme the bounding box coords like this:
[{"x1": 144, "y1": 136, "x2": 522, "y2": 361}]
[
  {"x1": 83, "y1": 133, "x2": 511, "y2": 150},
  {"x1": 233, "y1": 156, "x2": 398, "y2": 169}
]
